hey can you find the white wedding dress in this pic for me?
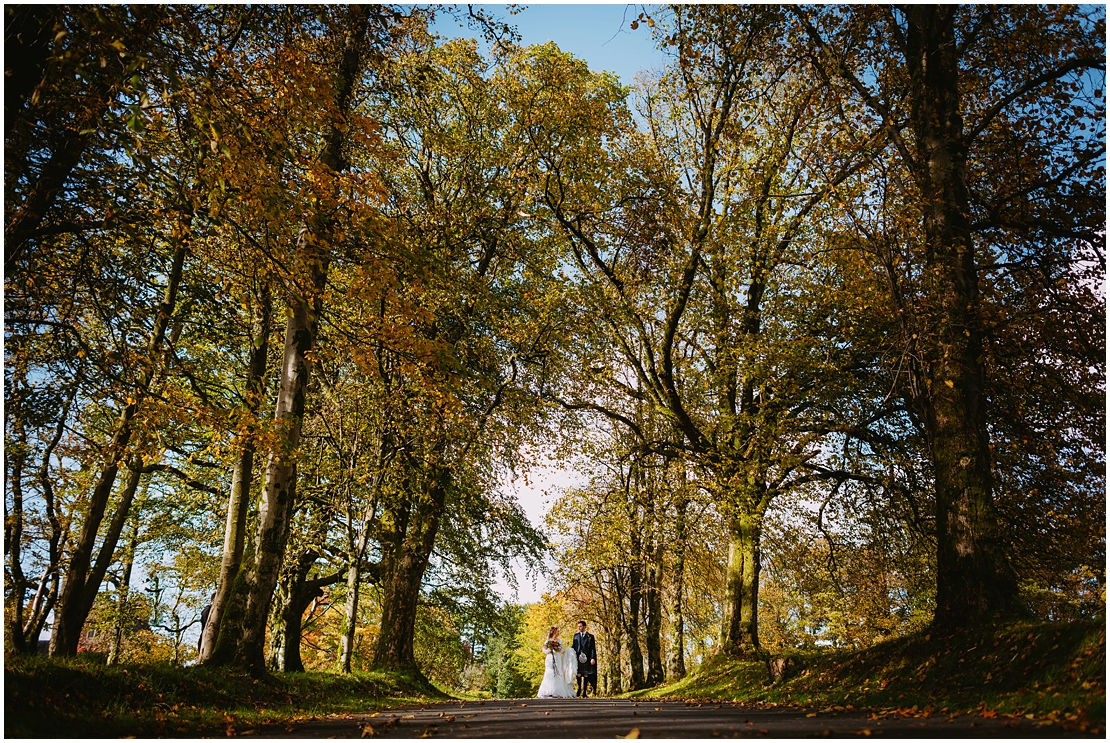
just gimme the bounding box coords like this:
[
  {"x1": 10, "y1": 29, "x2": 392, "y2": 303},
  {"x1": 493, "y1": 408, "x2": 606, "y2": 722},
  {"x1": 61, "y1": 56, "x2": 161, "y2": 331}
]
[{"x1": 536, "y1": 643, "x2": 577, "y2": 698}]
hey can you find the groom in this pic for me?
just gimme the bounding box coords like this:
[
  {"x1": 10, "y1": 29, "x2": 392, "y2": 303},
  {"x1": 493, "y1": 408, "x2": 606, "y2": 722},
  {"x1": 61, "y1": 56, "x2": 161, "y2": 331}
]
[{"x1": 572, "y1": 620, "x2": 597, "y2": 698}]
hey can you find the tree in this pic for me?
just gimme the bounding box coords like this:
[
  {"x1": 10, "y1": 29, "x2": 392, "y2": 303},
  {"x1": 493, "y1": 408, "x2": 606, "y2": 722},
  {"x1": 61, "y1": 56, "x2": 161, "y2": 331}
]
[
  {"x1": 207, "y1": 5, "x2": 380, "y2": 671},
  {"x1": 527, "y1": 8, "x2": 879, "y2": 656},
  {"x1": 351, "y1": 33, "x2": 556, "y2": 673},
  {"x1": 4, "y1": 5, "x2": 167, "y2": 270},
  {"x1": 794, "y1": 4, "x2": 1105, "y2": 626}
]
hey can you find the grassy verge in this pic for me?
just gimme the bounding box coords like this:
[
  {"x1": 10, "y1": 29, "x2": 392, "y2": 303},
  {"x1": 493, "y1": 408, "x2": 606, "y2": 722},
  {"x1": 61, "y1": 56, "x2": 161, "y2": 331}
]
[
  {"x1": 5, "y1": 655, "x2": 447, "y2": 738},
  {"x1": 629, "y1": 619, "x2": 1104, "y2": 733}
]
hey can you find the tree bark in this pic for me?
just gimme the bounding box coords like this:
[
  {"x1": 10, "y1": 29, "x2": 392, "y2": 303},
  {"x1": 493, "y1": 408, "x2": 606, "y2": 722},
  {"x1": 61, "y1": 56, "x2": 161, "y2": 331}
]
[
  {"x1": 5, "y1": 420, "x2": 28, "y2": 653},
  {"x1": 339, "y1": 437, "x2": 383, "y2": 673},
  {"x1": 207, "y1": 264, "x2": 324, "y2": 670},
  {"x1": 80, "y1": 463, "x2": 144, "y2": 623},
  {"x1": 337, "y1": 552, "x2": 381, "y2": 673},
  {"x1": 51, "y1": 232, "x2": 188, "y2": 656},
  {"x1": 668, "y1": 489, "x2": 688, "y2": 681},
  {"x1": 902, "y1": 6, "x2": 1020, "y2": 626},
  {"x1": 206, "y1": 6, "x2": 367, "y2": 672},
  {"x1": 338, "y1": 562, "x2": 361, "y2": 673},
  {"x1": 643, "y1": 510, "x2": 665, "y2": 686},
  {"x1": 372, "y1": 468, "x2": 448, "y2": 672},
  {"x1": 25, "y1": 384, "x2": 74, "y2": 650},
  {"x1": 24, "y1": 572, "x2": 59, "y2": 653},
  {"x1": 199, "y1": 282, "x2": 271, "y2": 661},
  {"x1": 605, "y1": 625, "x2": 623, "y2": 695},
  {"x1": 266, "y1": 553, "x2": 342, "y2": 673},
  {"x1": 720, "y1": 501, "x2": 764, "y2": 656},
  {"x1": 626, "y1": 563, "x2": 646, "y2": 690}
]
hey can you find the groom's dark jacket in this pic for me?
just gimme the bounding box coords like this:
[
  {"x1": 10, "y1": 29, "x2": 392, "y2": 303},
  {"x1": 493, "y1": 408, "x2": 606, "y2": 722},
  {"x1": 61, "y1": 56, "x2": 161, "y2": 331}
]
[{"x1": 572, "y1": 631, "x2": 597, "y2": 676}]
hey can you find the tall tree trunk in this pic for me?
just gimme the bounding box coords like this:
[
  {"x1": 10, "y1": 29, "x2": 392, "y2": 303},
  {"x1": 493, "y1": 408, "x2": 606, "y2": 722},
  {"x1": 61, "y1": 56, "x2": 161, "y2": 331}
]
[
  {"x1": 604, "y1": 571, "x2": 627, "y2": 694},
  {"x1": 199, "y1": 283, "x2": 271, "y2": 661},
  {"x1": 902, "y1": 6, "x2": 1019, "y2": 627},
  {"x1": 25, "y1": 384, "x2": 74, "y2": 651},
  {"x1": 282, "y1": 566, "x2": 343, "y2": 672},
  {"x1": 668, "y1": 490, "x2": 688, "y2": 681},
  {"x1": 373, "y1": 469, "x2": 448, "y2": 672},
  {"x1": 51, "y1": 233, "x2": 188, "y2": 656},
  {"x1": 643, "y1": 514, "x2": 665, "y2": 686},
  {"x1": 626, "y1": 564, "x2": 645, "y2": 690},
  {"x1": 720, "y1": 496, "x2": 764, "y2": 656},
  {"x1": 267, "y1": 552, "x2": 315, "y2": 673},
  {"x1": 339, "y1": 439, "x2": 383, "y2": 673},
  {"x1": 266, "y1": 572, "x2": 292, "y2": 672},
  {"x1": 80, "y1": 463, "x2": 144, "y2": 624},
  {"x1": 208, "y1": 266, "x2": 324, "y2": 670},
  {"x1": 338, "y1": 562, "x2": 361, "y2": 673},
  {"x1": 5, "y1": 420, "x2": 28, "y2": 653},
  {"x1": 206, "y1": 7, "x2": 367, "y2": 672},
  {"x1": 338, "y1": 549, "x2": 381, "y2": 673},
  {"x1": 606, "y1": 625, "x2": 623, "y2": 695},
  {"x1": 24, "y1": 572, "x2": 59, "y2": 653}
]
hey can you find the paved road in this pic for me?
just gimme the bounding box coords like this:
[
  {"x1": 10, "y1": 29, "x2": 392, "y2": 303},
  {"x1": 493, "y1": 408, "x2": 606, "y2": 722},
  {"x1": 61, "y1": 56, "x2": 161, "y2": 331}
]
[{"x1": 245, "y1": 698, "x2": 1092, "y2": 738}]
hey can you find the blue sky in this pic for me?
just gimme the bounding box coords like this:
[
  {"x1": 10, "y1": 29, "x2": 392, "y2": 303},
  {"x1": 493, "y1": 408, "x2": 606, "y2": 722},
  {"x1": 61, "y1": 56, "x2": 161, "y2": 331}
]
[{"x1": 431, "y1": 4, "x2": 665, "y2": 88}]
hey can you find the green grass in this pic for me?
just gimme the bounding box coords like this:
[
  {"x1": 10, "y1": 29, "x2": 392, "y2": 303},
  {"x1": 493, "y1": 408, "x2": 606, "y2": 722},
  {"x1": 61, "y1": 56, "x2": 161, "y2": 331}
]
[
  {"x1": 5, "y1": 656, "x2": 446, "y2": 738},
  {"x1": 629, "y1": 619, "x2": 1105, "y2": 733}
]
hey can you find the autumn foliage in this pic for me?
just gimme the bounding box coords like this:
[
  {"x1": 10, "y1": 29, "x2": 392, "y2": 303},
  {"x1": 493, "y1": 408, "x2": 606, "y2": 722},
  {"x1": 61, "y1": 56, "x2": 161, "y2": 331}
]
[{"x1": 4, "y1": 4, "x2": 1103, "y2": 702}]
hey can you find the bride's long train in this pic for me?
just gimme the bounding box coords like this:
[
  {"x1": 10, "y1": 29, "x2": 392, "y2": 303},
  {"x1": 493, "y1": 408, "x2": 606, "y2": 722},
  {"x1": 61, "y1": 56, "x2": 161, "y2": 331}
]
[{"x1": 537, "y1": 647, "x2": 578, "y2": 698}]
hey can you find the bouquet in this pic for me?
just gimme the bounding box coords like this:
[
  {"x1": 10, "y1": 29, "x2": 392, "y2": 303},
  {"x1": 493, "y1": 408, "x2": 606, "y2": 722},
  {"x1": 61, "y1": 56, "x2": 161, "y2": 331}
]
[{"x1": 543, "y1": 639, "x2": 563, "y2": 652}]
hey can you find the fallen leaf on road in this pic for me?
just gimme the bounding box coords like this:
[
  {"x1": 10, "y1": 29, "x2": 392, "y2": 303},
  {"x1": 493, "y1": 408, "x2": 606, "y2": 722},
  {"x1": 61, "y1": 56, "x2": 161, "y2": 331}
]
[
  {"x1": 859, "y1": 729, "x2": 872, "y2": 736},
  {"x1": 624, "y1": 728, "x2": 641, "y2": 739},
  {"x1": 806, "y1": 713, "x2": 818, "y2": 718},
  {"x1": 360, "y1": 724, "x2": 376, "y2": 738}
]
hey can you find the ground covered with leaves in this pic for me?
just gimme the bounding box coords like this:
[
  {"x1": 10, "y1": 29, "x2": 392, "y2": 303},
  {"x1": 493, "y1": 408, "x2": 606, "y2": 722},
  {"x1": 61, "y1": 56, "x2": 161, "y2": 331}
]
[
  {"x1": 629, "y1": 620, "x2": 1105, "y2": 735},
  {"x1": 4, "y1": 655, "x2": 444, "y2": 738}
]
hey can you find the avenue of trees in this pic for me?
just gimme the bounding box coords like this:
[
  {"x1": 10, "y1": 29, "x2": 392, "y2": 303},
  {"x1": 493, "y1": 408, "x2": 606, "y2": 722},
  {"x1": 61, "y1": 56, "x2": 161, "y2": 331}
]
[{"x1": 5, "y1": 5, "x2": 1104, "y2": 693}]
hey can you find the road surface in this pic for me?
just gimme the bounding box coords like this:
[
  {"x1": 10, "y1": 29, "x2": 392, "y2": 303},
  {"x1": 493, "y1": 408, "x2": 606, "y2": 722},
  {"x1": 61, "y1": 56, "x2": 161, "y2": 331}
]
[{"x1": 244, "y1": 698, "x2": 1093, "y2": 738}]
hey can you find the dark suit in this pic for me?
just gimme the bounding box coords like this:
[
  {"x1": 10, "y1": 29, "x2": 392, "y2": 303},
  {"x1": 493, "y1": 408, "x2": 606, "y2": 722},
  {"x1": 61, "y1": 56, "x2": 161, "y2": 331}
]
[
  {"x1": 572, "y1": 631, "x2": 597, "y2": 697},
  {"x1": 198, "y1": 602, "x2": 212, "y2": 649}
]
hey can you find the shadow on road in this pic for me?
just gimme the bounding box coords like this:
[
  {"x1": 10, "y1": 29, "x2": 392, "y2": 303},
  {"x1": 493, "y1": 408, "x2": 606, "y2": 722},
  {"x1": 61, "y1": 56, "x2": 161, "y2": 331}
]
[{"x1": 245, "y1": 697, "x2": 1093, "y2": 738}]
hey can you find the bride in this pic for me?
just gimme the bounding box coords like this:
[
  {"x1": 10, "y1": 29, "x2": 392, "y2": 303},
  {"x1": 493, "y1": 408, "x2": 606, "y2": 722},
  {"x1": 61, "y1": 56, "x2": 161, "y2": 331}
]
[{"x1": 536, "y1": 626, "x2": 577, "y2": 698}]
